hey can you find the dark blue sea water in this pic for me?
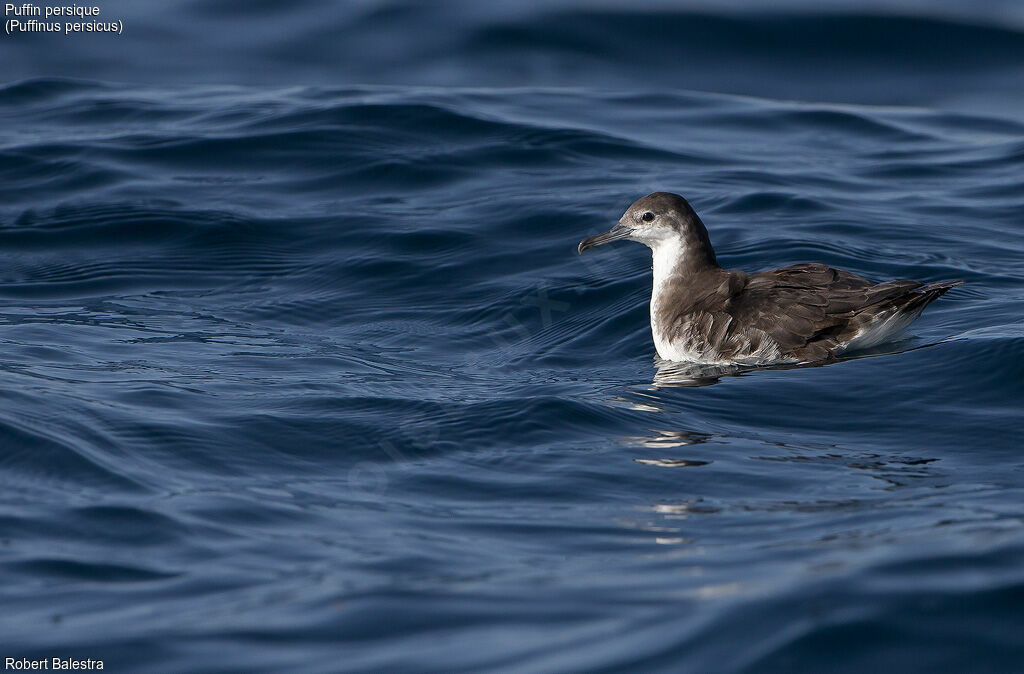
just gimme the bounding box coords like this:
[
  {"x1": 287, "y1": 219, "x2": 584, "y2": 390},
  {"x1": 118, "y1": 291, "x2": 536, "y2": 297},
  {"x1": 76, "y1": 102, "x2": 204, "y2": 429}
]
[{"x1": 2, "y1": 1, "x2": 1023, "y2": 672}]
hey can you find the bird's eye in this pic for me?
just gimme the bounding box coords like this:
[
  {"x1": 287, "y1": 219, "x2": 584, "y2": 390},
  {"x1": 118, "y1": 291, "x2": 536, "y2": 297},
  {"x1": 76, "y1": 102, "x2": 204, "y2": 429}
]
[{"x1": 641, "y1": 211, "x2": 655, "y2": 222}]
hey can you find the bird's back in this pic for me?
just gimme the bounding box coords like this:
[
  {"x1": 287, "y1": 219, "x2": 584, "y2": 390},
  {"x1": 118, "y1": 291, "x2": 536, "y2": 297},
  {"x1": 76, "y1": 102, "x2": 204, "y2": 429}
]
[{"x1": 658, "y1": 263, "x2": 961, "y2": 364}]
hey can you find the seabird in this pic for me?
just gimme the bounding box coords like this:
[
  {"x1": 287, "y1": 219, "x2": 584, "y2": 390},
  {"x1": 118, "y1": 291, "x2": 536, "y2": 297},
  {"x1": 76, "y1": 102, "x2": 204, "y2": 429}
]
[{"x1": 578, "y1": 192, "x2": 961, "y2": 364}]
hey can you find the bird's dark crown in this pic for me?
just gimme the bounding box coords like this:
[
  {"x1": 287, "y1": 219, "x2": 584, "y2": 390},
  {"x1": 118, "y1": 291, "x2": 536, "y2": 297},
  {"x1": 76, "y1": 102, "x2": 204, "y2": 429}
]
[
  {"x1": 622, "y1": 192, "x2": 699, "y2": 233},
  {"x1": 624, "y1": 192, "x2": 718, "y2": 268}
]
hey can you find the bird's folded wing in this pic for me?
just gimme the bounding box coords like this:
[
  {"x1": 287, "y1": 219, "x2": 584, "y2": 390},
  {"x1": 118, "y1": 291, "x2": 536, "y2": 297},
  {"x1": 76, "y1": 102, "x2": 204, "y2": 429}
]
[{"x1": 728, "y1": 263, "x2": 923, "y2": 359}]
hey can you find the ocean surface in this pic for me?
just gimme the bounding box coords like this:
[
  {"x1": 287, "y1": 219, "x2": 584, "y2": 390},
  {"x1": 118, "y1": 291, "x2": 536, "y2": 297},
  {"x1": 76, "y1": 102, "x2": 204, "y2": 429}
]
[{"x1": 2, "y1": 1, "x2": 1024, "y2": 672}]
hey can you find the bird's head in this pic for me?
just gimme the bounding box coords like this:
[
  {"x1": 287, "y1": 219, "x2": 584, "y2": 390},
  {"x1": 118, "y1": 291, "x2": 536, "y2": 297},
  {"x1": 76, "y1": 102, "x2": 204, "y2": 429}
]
[
  {"x1": 577, "y1": 190, "x2": 704, "y2": 250},
  {"x1": 578, "y1": 192, "x2": 713, "y2": 261}
]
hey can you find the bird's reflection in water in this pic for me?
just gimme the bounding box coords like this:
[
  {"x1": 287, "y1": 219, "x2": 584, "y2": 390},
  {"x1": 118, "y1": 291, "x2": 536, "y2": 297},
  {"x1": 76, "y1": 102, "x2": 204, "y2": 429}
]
[
  {"x1": 625, "y1": 428, "x2": 715, "y2": 448},
  {"x1": 635, "y1": 458, "x2": 710, "y2": 467},
  {"x1": 651, "y1": 337, "x2": 946, "y2": 388},
  {"x1": 617, "y1": 337, "x2": 950, "y2": 529},
  {"x1": 625, "y1": 429, "x2": 717, "y2": 471},
  {"x1": 651, "y1": 357, "x2": 812, "y2": 387}
]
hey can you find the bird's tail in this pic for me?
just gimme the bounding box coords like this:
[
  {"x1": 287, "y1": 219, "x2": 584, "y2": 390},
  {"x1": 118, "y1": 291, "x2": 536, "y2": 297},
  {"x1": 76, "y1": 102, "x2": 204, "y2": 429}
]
[{"x1": 904, "y1": 280, "x2": 964, "y2": 312}]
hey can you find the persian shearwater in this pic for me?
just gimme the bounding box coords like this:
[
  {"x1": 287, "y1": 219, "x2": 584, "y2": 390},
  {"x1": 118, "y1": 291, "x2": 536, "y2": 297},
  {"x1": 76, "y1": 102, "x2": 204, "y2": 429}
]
[{"x1": 578, "y1": 192, "x2": 961, "y2": 364}]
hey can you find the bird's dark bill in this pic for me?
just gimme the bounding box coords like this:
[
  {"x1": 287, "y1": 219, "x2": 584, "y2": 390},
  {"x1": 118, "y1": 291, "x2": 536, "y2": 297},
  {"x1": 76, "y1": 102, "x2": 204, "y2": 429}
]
[{"x1": 578, "y1": 224, "x2": 631, "y2": 254}]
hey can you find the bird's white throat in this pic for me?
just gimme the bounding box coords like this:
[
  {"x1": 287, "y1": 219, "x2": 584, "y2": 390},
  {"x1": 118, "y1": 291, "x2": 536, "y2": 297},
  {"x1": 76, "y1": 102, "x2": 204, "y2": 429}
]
[
  {"x1": 650, "y1": 236, "x2": 687, "y2": 290},
  {"x1": 648, "y1": 236, "x2": 688, "y2": 357}
]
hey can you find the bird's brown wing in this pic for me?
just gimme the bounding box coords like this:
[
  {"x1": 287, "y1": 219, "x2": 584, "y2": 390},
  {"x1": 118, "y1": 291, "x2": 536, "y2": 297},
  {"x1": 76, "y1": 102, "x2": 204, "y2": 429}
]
[{"x1": 725, "y1": 263, "x2": 926, "y2": 361}]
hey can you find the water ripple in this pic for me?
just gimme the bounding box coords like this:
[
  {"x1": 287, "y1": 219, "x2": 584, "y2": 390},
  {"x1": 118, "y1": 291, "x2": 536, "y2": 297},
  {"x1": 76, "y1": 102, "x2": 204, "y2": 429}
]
[{"x1": 0, "y1": 74, "x2": 1021, "y2": 671}]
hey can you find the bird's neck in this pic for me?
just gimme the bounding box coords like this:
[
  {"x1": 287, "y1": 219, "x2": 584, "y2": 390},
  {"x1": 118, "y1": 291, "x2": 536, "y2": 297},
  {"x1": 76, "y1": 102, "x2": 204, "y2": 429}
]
[
  {"x1": 649, "y1": 237, "x2": 688, "y2": 339},
  {"x1": 649, "y1": 236, "x2": 719, "y2": 343},
  {"x1": 651, "y1": 237, "x2": 687, "y2": 291},
  {"x1": 650, "y1": 231, "x2": 719, "y2": 279}
]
